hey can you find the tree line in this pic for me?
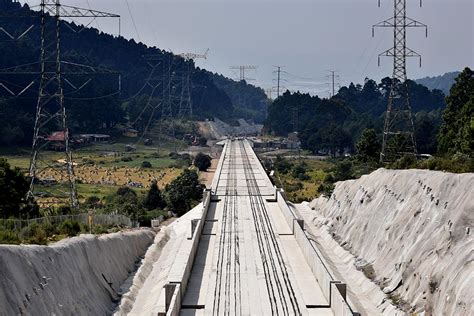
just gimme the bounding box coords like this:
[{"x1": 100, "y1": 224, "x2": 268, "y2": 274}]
[
  {"x1": 0, "y1": 0, "x2": 268, "y2": 147},
  {"x1": 266, "y1": 75, "x2": 453, "y2": 156}
]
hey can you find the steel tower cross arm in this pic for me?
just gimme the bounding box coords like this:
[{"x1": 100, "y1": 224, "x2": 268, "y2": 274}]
[
  {"x1": 378, "y1": 0, "x2": 423, "y2": 8},
  {"x1": 36, "y1": 3, "x2": 120, "y2": 18},
  {"x1": 373, "y1": 17, "x2": 428, "y2": 37},
  {"x1": 377, "y1": 47, "x2": 422, "y2": 67}
]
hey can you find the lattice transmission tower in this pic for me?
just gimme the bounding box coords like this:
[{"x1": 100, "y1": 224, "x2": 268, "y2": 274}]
[
  {"x1": 373, "y1": 0, "x2": 427, "y2": 162},
  {"x1": 28, "y1": 0, "x2": 119, "y2": 207},
  {"x1": 230, "y1": 65, "x2": 257, "y2": 82}
]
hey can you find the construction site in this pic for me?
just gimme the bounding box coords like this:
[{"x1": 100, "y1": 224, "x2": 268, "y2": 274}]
[{"x1": 0, "y1": 0, "x2": 472, "y2": 315}]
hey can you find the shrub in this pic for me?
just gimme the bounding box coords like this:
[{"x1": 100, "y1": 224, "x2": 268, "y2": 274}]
[
  {"x1": 275, "y1": 156, "x2": 292, "y2": 174},
  {"x1": 194, "y1": 152, "x2": 212, "y2": 171},
  {"x1": 41, "y1": 221, "x2": 56, "y2": 236},
  {"x1": 141, "y1": 161, "x2": 152, "y2": 168},
  {"x1": 19, "y1": 223, "x2": 47, "y2": 244},
  {"x1": 139, "y1": 209, "x2": 168, "y2": 227},
  {"x1": 333, "y1": 160, "x2": 354, "y2": 181},
  {"x1": 121, "y1": 156, "x2": 133, "y2": 162},
  {"x1": 390, "y1": 154, "x2": 417, "y2": 169},
  {"x1": 92, "y1": 224, "x2": 108, "y2": 234},
  {"x1": 317, "y1": 182, "x2": 335, "y2": 198},
  {"x1": 0, "y1": 229, "x2": 20, "y2": 244},
  {"x1": 84, "y1": 196, "x2": 102, "y2": 208},
  {"x1": 292, "y1": 163, "x2": 310, "y2": 181},
  {"x1": 197, "y1": 136, "x2": 208, "y2": 146},
  {"x1": 59, "y1": 220, "x2": 82, "y2": 237},
  {"x1": 57, "y1": 205, "x2": 72, "y2": 215}
]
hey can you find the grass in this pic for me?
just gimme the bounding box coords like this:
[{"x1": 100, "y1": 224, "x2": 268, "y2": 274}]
[
  {"x1": 271, "y1": 158, "x2": 334, "y2": 202},
  {"x1": 76, "y1": 183, "x2": 135, "y2": 201},
  {"x1": 108, "y1": 157, "x2": 175, "y2": 168}
]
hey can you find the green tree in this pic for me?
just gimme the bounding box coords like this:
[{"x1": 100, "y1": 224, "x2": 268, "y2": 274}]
[
  {"x1": 165, "y1": 169, "x2": 204, "y2": 216},
  {"x1": 438, "y1": 68, "x2": 473, "y2": 156},
  {"x1": 333, "y1": 160, "x2": 354, "y2": 182},
  {"x1": 194, "y1": 152, "x2": 212, "y2": 171},
  {"x1": 144, "y1": 181, "x2": 165, "y2": 211},
  {"x1": 112, "y1": 186, "x2": 143, "y2": 222},
  {"x1": 0, "y1": 158, "x2": 37, "y2": 219},
  {"x1": 356, "y1": 129, "x2": 380, "y2": 162}
]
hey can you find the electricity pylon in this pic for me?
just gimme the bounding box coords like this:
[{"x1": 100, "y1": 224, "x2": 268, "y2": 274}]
[
  {"x1": 176, "y1": 50, "x2": 208, "y2": 120},
  {"x1": 230, "y1": 65, "x2": 257, "y2": 81},
  {"x1": 373, "y1": 0, "x2": 427, "y2": 162},
  {"x1": 28, "y1": 0, "x2": 119, "y2": 208}
]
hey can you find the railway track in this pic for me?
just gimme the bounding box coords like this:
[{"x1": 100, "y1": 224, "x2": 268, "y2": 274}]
[
  {"x1": 206, "y1": 140, "x2": 302, "y2": 315},
  {"x1": 213, "y1": 140, "x2": 241, "y2": 316},
  {"x1": 239, "y1": 141, "x2": 301, "y2": 316}
]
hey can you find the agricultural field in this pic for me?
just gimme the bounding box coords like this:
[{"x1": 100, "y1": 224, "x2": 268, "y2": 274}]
[{"x1": 0, "y1": 139, "x2": 188, "y2": 205}]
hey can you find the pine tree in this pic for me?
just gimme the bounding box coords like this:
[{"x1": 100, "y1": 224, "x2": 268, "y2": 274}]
[
  {"x1": 438, "y1": 68, "x2": 473, "y2": 156},
  {"x1": 144, "y1": 181, "x2": 165, "y2": 211}
]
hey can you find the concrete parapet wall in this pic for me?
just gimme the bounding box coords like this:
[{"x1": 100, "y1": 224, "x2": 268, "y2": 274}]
[
  {"x1": 165, "y1": 284, "x2": 181, "y2": 316},
  {"x1": 211, "y1": 141, "x2": 228, "y2": 192},
  {"x1": 293, "y1": 220, "x2": 333, "y2": 301},
  {"x1": 161, "y1": 190, "x2": 212, "y2": 315},
  {"x1": 278, "y1": 189, "x2": 356, "y2": 315},
  {"x1": 276, "y1": 190, "x2": 299, "y2": 233},
  {"x1": 330, "y1": 283, "x2": 356, "y2": 316}
]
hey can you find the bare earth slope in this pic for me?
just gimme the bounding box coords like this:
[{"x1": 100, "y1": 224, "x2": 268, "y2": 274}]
[
  {"x1": 309, "y1": 168, "x2": 473, "y2": 315},
  {"x1": 0, "y1": 230, "x2": 154, "y2": 316}
]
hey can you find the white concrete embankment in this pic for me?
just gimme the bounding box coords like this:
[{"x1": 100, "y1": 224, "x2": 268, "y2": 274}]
[
  {"x1": 309, "y1": 168, "x2": 474, "y2": 315},
  {"x1": 0, "y1": 230, "x2": 155, "y2": 316}
]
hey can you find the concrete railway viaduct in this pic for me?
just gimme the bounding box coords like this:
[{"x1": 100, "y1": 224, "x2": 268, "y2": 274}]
[{"x1": 159, "y1": 139, "x2": 358, "y2": 315}]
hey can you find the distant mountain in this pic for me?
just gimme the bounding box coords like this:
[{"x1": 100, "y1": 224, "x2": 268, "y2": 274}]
[{"x1": 415, "y1": 71, "x2": 460, "y2": 95}]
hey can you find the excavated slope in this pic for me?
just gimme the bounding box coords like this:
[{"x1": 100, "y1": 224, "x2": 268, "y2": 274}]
[
  {"x1": 0, "y1": 230, "x2": 154, "y2": 316},
  {"x1": 310, "y1": 168, "x2": 473, "y2": 315}
]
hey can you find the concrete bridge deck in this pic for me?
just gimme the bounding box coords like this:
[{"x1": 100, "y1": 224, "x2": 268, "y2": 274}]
[
  {"x1": 160, "y1": 139, "x2": 356, "y2": 315},
  {"x1": 181, "y1": 140, "x2": 332, "y2": 315}
]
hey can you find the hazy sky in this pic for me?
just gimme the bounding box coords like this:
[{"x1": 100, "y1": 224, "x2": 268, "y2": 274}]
[{"x1": 22, "y1": 0, "x2": 474, "y2": 96}]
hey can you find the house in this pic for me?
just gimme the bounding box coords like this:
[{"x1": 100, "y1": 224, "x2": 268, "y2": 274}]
[
  {"x1": 46, "y1": 131, "x2": 66, "y2": 151},
  {"x1": 122, "y1": 128, "x2": 138, "y2": 138}
]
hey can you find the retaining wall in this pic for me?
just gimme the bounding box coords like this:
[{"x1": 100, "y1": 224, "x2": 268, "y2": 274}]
[{"x1": 0, "y1": 230, "x2": 155, "y2": 316}]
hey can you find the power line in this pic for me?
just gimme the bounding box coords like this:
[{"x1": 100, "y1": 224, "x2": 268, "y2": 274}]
[{"x1": 124, "y1": 0, "x2": 141, "y2": 42}]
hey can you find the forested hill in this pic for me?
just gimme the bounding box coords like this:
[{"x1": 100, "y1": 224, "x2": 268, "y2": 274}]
[
  {"x1": 212, "y1": 74, "x2": 269, "y2": 123},
  {"x1": 0, "y1": 0, "x2": 267, "y2": 146},
  {"x1": 416, "y1": 71, "x2": 460, "y2": 95},
  {"x1": 266, "y1": 77, "x2": 447, "y2": 155}
]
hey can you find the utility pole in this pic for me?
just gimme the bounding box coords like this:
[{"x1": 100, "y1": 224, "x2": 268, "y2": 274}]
[
  {"x1": 276, "y1": 66, "x2": 282, "y2": 98},
  {"x1": 326, "y1": 70, "x2": 340, "y2": 97},
  {"x1": 26, "y1": 0, "x2": 119, "y2": 207},
  {"x1": 272, "y1": 66, "x2": 287, "y2": 99},
  {"x1": 373, "y1": 0, "x2": 427, "y2": 162},
  {"x1": 277, "y1": 68, "x2": 281, "y2": 97},
  {"x1": 229, "y1": 65, "x2": 257, "y2": 82}
]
